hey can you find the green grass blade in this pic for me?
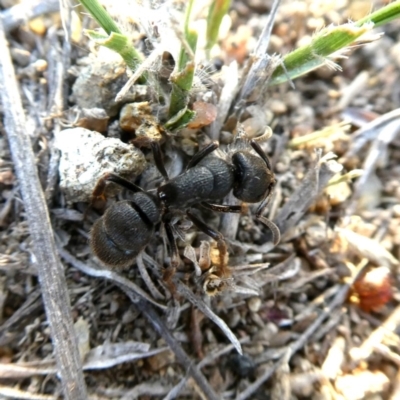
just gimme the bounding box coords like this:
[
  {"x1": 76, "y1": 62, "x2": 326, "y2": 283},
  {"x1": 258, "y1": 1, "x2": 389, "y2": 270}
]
[
  {"x1": 270, "y1": 1, "x2": 400, "y2": 86},
  {"x1": 206, "y1": 0, "x2": 232, "y2": 51},
  {"x1": 270, "y1": 23, "x2": 372, "y2": 86},
  {"x1": 79, "y1": 0, "x2": 121, "y2": 35},
  {"x1": 355, "y1": 0, "x2": 400, "y2": 27}
]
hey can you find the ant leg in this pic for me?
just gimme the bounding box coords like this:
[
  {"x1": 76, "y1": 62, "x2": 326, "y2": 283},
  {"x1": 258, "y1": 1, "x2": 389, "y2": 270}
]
[
  {"x1": 250, "y1": 139, "x2": 272, "y2": 170},
  {"x1": 86, "y1": 173, "x2": 144, "y2": 220},
  {"x1": 92, "y1": 172, "x2": 143, "y2": 201},
  {"x1": 201, "y1": 202, "x2": 242, "y2": 213},
  {"x1": 256, "y1": 215, "x2": 280, "y2": 246},
  {"x1": 254, "y1": 180, "x2": 281, "y2": 245},
  {"x1": 247, "y1": 140, "x2": 281, "y2": 245},
  {"x1": 252, "y1": 126, "x2": 273, "y2": 143},
  {"x1": 186, "y1": 141, "x2": 219, "y2": 170},
  {"x1": 150, "y1": 142, "x2": 169, "y2": 180},
  {"x1": 186, "y1": 210, "x2": 229, "y2": 277},
  {"x1": 163, "y1": 220, "x2": 180, "y2": 270},
  {"x1": 162, "y1": 219, "x2": 180, "y2": 294}
]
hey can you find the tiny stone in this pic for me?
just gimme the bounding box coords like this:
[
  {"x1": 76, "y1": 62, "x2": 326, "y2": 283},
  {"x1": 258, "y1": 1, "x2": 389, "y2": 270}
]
[
  {"x1": 33, "y1": 59, "x2": 47, "y2": 72},
  {"x1": 269, "y1": 99, "x2": 287, "y2": 115},
  {"x1": 268, "y1": 331, "x2": 292, "y2": 347},
  {"x1": 243, "y1": 343, "x2": 263, "y2": 356},
  {"x1": 227, "y1": 307, "x2": 241, "y2": 328},
  {"x1": 390, "y1": 41, "x2": 400, "y2": 69},
  {"x1": 253, "y1": 323, "x2": 278, "y2": 344},
  {"x1": 119, "y1": 102, "x2": 151, "y2": 132},
  {"x1": 393, "y1": 204, "x2": 400, "y2": 218},
  {"x1": 71, "y1": 49, "x2": 149, "y2": 116},
  {"x1": 146, "y1": 350, "x2": 175, "y2": 372},
  {"x1": 10, "y1": 48, "x2": 30, "y2": 66},
  {"x1": 247, "y1": 297, "x2": 261, "y2": 313},
  {"x1": 285, "y1": 90, "x2": 302, "y2": 110},
  {"x1": 122, "y1": 308, "x2": 138, "y2": 324}
]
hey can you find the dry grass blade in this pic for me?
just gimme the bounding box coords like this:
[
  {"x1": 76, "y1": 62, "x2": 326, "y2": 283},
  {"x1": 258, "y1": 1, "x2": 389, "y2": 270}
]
[
  {"x1": 350, "y1": 304, "x2": 400, "y2": 363},
  {"x1": 346, "y1": 107, "x2": 400, "y2": 156},
  {"x1": 132, "y1": 298, "x2": 220, "y2": 400},
  {"x1": 177, "y1": 282, "x2": 243, "y2": 355},
  {"x1": 164, "y1": 337, "x2": 251, "y2": 400},
  {"x1": 84, "y1": 343, "x2": 169, "y2": 370},
  {"x1": 209, "y1": 61, "x2": 239, "y2": 140},
  {"x1": 321, "y1": 336, "x2": 346, "y2": 380},
  {"x1": 58, "y1": 248, "x2": 168, "y2": 310},
  {"x1": 274, "y1": 151, "x2": 342, "y2": 237},
  {"x1": 312, "y1": 308, "x2": 345, "y2": 342},
  {"x1": 233, "y1": 0, "x2": 282, "y2": 114},
  {"x1": 0, "y1": 289, "x2": 41, "y2": 338},
  {"x1": 66, "y1": 235, "x2": 219, "y2": 399},
  {"x1": 0, "y1": 363, "x2": 56, "y2": 379},
  {"x1": 0, "y1": 17, "x2": 87, "y2": 400},
  {"x1": 258, "y1": 255, "x2": 300, "y2": 285},
  {"x1": 347, "y1": 118, "x2": 400, "y2": 215},
  {"x1": 337, "y1": 228, "x2": 399, "y2": 268},
  {"x1": 0, "y1": 386, "x2": 57, "y2": 400},
  {"x1": 0, "y1": 0, "x2": 59, "y2": 32},
  {"x1": 136, "y1": 252, "x2": 166, "y2": 300},
  {"x1": 0, "y1": 345, "x2": 169, "y2": 377},
  {"x1": 121, "y1": 382, "x2": 174, "y2": 400}
]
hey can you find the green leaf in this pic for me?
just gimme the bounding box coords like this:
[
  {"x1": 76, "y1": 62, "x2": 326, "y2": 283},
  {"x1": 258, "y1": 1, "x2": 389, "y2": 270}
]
[
  {"x1": 86, "y1": 30, "x2": 143, "y2": 72},
  {"x1": 165, "y1": 108, "x2": 196, "y2": 130}
]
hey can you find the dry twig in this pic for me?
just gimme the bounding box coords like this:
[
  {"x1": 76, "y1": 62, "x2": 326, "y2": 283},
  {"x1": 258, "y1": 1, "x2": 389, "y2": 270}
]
[{"x1": 0, "y1": 17, "x2": 87, "y2": 400}]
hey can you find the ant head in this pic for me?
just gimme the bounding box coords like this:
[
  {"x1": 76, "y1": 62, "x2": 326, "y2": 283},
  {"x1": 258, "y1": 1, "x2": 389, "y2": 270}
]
[
  {"x1": 157, "y1": 184, "x2": 178, "y2": 208},
  {"x1": 232, "y1": 151, "x2": 274, "y2": 203}
]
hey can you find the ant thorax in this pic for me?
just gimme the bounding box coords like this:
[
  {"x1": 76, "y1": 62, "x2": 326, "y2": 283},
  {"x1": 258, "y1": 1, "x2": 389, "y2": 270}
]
[{"x1": 157, "y1": 153, "x2": 235, "y2": 208}]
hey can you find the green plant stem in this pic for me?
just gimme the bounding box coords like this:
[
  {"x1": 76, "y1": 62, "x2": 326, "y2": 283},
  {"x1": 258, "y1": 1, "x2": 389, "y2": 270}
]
[
  {"x1": 355, "y1": 0, "x2": 400, "y2": 27},
  {"x1": 79, "y1": 0, "x2": 144, "y2": 80},
  {"x1": 167, "y1": 0, "x2": 198, "y2": 128},
  {"x1": 79, "y1": 0, "x2": 121, "y2": 35}
]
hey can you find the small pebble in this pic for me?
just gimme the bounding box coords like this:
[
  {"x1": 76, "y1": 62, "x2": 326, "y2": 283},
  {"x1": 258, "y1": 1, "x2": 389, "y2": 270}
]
[
  {"x1": 247, "y1": 296, "x2": 261, "y2": 313},
  {"x1": 10, "y1": 48, "x2": 30, "y2": 66},
  {"x1": 269, "y1": 99, "x2": 287, "y2": 115}
]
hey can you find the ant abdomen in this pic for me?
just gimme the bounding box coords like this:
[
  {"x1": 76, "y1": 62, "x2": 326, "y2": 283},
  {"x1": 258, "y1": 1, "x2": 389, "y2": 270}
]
[
  {"x1": 90, "y1": 193, "x2": 160, "y2": 268},
  {"x1": 232, "y1": 151, "x2": 274, "y2": 203}
]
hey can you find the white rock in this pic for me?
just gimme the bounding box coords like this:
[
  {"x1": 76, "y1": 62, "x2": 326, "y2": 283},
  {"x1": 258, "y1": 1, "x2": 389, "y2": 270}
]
[{"x1": 55, "y1": 128, "x2": 146, "y2": 203}]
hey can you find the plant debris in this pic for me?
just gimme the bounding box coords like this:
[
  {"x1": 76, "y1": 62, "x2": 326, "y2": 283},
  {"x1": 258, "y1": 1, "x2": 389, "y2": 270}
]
[{"x1": 0, "y1": 0, "x2": 400, "y2": 399}]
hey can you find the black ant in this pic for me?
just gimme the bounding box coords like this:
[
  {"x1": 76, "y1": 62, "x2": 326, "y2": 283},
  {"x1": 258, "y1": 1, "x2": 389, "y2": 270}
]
[{"x1": 89, "y1": 126, "x2": 280, "y2": 291}]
